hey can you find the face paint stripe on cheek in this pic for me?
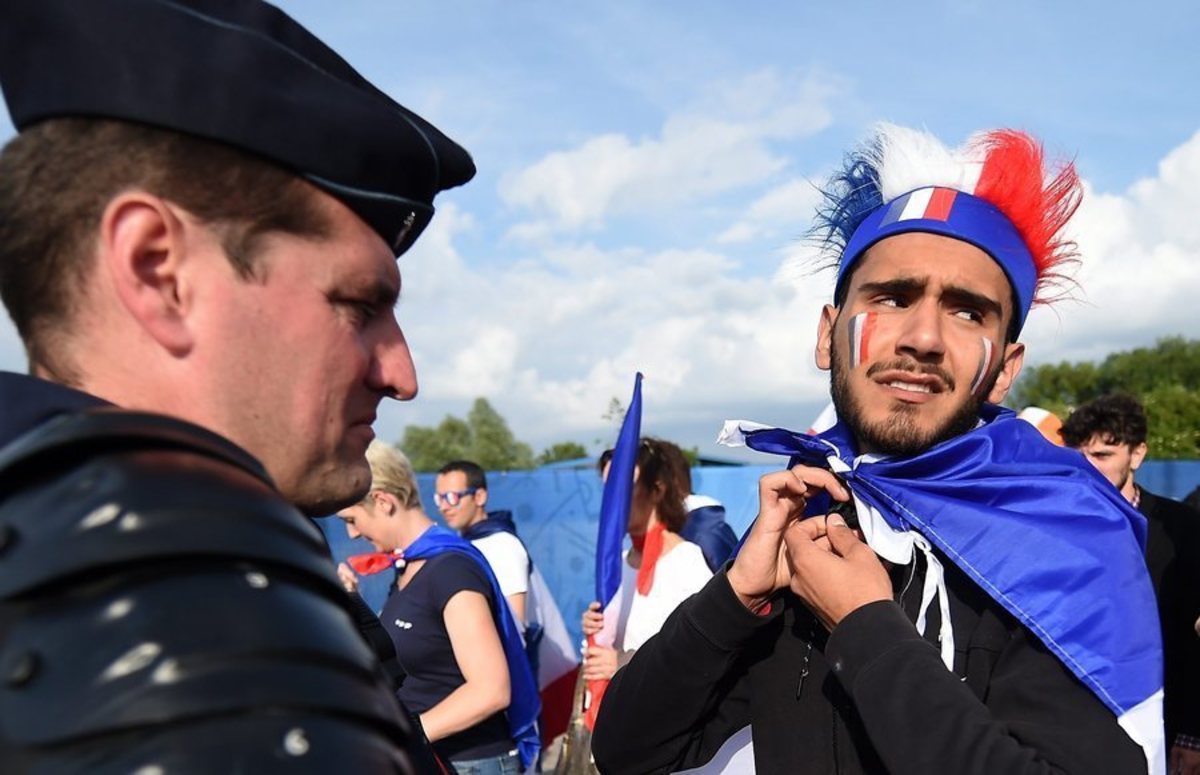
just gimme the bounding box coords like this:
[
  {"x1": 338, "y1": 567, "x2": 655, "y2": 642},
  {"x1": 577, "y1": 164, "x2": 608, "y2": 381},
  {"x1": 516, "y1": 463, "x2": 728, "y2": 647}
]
[
  {"x1": 849, "y1": 312, "x2": 877, "y2": 370},
  {"x1": 970, "y1": 336, "x2": 995, "y2": 395}
]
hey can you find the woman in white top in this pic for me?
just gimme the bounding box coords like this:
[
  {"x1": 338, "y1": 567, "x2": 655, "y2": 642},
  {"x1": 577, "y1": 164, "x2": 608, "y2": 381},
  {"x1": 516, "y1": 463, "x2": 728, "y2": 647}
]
[{"x1": 581, "y1": 438, "x2": 713, "y2": 678}]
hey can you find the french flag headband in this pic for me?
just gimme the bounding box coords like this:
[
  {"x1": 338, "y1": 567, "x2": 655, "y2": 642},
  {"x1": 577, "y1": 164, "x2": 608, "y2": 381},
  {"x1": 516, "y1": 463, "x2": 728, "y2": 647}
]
[{"x1": 816, "y1": 125, "x2": 1083, "y2": 333}]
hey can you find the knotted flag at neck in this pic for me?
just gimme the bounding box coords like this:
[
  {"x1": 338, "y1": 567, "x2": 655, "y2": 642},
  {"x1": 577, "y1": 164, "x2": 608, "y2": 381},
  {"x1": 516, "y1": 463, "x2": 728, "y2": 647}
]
[
  {"x1": 401, "y1": 525, "x2": 542, "y2": 770},
  {"x1": 630, "y1": 522, "x2": 666, "y2": 596},
  {"x1": 721, "y1": 404, "x2": 1164, "y2": 773},
  {"x1": 346, "y1": 550, "x2": 403, "y2": 576}
]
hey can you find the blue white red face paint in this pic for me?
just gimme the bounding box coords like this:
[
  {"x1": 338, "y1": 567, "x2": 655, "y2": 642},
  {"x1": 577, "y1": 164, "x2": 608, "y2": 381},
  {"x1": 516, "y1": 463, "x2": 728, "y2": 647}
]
[
  {"x1": 848, "y1": 312, "x2": 876, "y2": 370},
  {"x1": 850, "y1": 309, "x2": 994, "y2": 397},
  {"x1": 969, "y1": 336, "x2": 995, "y2": 396}
]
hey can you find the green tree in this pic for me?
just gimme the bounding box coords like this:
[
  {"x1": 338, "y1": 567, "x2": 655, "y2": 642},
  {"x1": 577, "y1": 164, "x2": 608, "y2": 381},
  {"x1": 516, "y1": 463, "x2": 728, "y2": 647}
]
[
  {"x1": 399, "y1": 398, "x2": 536, "y2": 472},
  {"x1": 399, "y1": 416, "x2": 471, "y2": 471},
  {"x1": 467, "y1": 398, "x2": 535, "y2": 471},
  {"x1": 1008, "y1": 336, "x2": 1200, "y2": 459},
  {"x1": 536, "y1": 441, "x2": 589, "y2": 466}
]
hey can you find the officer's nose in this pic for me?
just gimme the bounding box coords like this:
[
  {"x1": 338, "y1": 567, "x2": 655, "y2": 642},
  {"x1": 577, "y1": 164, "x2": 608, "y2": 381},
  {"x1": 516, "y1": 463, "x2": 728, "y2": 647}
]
[{"x1": 368, "y1": 313, "x2": 418, "y2": 401}]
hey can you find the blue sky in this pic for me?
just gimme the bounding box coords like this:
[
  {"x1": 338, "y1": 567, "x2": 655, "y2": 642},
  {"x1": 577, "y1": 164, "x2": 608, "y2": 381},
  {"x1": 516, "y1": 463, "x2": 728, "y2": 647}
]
[{"x1": 3, "y1": 1, "x2": 1199, "y2": 459}]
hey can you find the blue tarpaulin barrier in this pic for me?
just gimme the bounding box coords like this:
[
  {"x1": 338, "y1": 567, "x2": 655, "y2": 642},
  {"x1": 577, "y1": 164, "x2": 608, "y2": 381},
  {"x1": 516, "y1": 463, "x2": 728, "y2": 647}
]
[{"x1": 319, "y1": 459, "x2": 1200, "y2": 648}]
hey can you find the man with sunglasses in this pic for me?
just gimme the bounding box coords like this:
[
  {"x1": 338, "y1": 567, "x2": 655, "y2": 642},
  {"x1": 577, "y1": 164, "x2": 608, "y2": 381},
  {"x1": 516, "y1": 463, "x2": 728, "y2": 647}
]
[
  {"x1": 591, "y1": 126, "x2": 1163, "y2": 773},
  {"x1": 437, "y1": 460, "x2": 532, "y2": 630},
  {"x1": 0, "y1": 1, "x2": 471, "y2": 770}
]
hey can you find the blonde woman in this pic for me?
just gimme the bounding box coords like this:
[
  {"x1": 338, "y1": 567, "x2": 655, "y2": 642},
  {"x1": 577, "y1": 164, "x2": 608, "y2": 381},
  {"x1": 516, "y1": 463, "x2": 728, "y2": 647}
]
[{"x1": 337, "y1": 441, "x2": 539, "y2": 773}]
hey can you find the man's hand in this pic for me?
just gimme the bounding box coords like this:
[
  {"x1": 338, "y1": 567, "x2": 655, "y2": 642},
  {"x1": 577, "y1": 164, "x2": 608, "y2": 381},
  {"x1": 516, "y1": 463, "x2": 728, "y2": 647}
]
[
  {"x1": 1170, "y1": 744, "x2": 1200, "y2": 775},
  {"x1": 582, "y1": 643, "x2": 619, "y2": 681},
  {"x1": 783, "y1": 513, "x2": 892, "y2": 631},
  {"x1": 727, "y1": 465, "x2": 850, "y2": 612},
  {"x1": 336, "y1": 562, "x2": 359, "y2": 594}
]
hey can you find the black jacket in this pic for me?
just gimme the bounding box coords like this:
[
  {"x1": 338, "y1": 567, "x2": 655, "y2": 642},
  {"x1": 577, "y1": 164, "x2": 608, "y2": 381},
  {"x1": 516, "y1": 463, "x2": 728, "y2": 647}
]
[
  {"x1": 592, "y1": 555, "x2": 1146, "y2": 774},
  {"x1": 0, "y1": 372, "x2": 430, "y2": 773},
  {"x1": 1139, "y1": 487, "x2": 1200, "y2": 745}
]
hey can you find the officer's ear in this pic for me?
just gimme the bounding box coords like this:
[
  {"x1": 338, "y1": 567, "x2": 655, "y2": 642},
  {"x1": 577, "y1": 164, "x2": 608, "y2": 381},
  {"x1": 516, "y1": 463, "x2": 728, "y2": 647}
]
[{"x1": 99, "y1": 191, "x2": 198, "y2": 355}]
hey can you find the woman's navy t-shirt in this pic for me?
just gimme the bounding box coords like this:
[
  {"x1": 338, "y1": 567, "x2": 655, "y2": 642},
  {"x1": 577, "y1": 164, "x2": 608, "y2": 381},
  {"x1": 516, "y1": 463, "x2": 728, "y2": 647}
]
[{"x1": 382, "y1": 552, "x2": 513, "y2": 762}]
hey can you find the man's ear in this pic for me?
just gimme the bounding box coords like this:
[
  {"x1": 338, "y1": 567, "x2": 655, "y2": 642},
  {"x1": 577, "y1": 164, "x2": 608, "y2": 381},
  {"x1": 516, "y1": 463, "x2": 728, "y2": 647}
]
[
  {"x1": 815, "y1": 304, "x2": 838, "y2": 371},
  {"x1": 474, "y1": 488, "x2": 488, "y2": 509},
  {"x1": 1130, "y1": 442, "x2": 1148, "y2": 472},
  {"x1": 99, "y1": 192, "x2": 195, "y2": 355},
  {"x1": 986, "y1": 341, "x2": 1025, "y2": 404}
]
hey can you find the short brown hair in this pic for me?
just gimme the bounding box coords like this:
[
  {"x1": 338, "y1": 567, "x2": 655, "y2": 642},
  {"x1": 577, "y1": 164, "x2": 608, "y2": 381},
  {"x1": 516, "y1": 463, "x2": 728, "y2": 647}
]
[
  {"x1": 0, "y1": 118, "x2": 331, "y2": 375},
  {"x1": 1061, "y1": 394, "x2": 1148, "y2": 450}
]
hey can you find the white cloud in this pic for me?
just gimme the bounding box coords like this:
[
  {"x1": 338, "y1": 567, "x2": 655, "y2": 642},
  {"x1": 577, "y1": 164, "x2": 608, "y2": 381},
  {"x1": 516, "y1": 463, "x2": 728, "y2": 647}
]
[
  {"x1": 498, "y1": 68, "x2": 839, "y2": 238},
  {"x1": 718, "y1": 177, "x2": 823, "y2": 244},
  {"x1": 1019, "y1": 129, "x2": 1200, "y2": 366},
  {"x1": 383, "y1": 129, "x2": 1200, "y2": 454},
  {"x1": 383, "y1": 202, "x2": 833, "y2": 449},
  {"x1": 5, "y1": 126, "x2": 1198, "y2": 462}
]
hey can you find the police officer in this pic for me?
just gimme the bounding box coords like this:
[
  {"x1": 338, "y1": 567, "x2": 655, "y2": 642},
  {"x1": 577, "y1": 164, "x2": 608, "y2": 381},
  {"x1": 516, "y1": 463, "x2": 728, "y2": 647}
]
[{"x1": 0, "y1": 1, "x2": 474, "y2": 771}]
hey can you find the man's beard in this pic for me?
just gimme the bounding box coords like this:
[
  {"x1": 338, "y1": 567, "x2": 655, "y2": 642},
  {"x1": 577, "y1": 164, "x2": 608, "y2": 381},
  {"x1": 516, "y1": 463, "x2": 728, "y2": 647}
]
[{"x1": 829, "y1": 341, "x2": 999, "y2": 457}]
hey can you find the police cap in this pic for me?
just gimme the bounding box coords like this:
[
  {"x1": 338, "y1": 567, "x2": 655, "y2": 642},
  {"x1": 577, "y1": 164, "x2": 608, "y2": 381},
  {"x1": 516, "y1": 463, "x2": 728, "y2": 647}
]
[{"x1": 0, "y1": 0, "x2": 475, "y2": 256}]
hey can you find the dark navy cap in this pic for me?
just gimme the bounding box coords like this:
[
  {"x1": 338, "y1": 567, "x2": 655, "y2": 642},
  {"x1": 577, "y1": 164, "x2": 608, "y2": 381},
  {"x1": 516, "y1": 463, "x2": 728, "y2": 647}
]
[{"x1": 0, "y1": 0, "x2": 475, "y2": 256}]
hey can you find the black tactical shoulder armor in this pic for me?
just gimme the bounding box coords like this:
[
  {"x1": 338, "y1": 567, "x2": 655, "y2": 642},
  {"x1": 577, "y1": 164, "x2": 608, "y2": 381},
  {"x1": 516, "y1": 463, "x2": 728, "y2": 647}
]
[{"x1": 0, "y1": 410, "x2": 421, "y2": 773}]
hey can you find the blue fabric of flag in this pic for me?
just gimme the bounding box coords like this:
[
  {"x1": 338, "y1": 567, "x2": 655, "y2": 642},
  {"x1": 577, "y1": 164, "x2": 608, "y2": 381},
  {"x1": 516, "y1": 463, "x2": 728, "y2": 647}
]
[
  {"x1": 404, "y1": 525, "x2": 541, "y2": 770},
  {"x1": 738, "y1": 403, "x2": 1161, "y2": 720},
  {"x1": 595, "y1": 373, "x2": 643, "y2": 608}
]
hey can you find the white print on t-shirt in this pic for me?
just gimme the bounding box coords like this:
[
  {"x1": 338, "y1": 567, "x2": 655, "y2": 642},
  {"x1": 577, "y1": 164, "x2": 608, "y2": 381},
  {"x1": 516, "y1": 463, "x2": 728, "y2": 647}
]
[{"x1": 393, "y1": 619, "x2": 413, "y2": 630}]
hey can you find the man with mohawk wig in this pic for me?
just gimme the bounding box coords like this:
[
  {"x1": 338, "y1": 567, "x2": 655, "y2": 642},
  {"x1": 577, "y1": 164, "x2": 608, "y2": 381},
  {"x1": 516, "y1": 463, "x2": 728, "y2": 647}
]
[{"x1": 592, "y1": 125, "x2": 1163, "y2": 774}]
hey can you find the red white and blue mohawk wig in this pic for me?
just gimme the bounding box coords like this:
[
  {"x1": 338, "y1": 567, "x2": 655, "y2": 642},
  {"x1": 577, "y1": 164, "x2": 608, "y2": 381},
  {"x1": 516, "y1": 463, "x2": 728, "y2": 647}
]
[{"x1": 814, "y1": 124, "x2": 1082, "y2": 333}]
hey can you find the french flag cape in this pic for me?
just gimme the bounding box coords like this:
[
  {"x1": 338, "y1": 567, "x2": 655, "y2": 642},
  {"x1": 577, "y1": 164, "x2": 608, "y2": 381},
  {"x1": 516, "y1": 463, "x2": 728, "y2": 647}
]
[
  {"x1": 724, "y1": 404, "x2": 1165, "y2": 773},
  {"x1": 463, "y1": 512, "x2": 581, "y2": 747},
  {"x1": 586, "y1": 372, "x2": 643, "y2": 731},
  {"x1": 403, "y1": 525, "x2": 542, "y2": 770}
]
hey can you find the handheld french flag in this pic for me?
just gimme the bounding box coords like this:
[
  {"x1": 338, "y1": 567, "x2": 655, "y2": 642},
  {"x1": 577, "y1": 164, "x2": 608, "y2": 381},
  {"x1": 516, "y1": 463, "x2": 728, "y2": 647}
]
[{"x1": 585, "y1": 372, "x2": 642, "y2": 731}]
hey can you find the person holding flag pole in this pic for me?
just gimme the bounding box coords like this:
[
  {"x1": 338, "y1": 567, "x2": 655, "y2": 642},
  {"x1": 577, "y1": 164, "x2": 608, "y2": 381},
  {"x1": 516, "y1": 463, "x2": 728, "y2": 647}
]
[
  {"x1": 581, "y1": 372, "x2": 645, "y2": 734},
  {"x1": 580, "y1": 375, "x2": 713, "y2": 731}
]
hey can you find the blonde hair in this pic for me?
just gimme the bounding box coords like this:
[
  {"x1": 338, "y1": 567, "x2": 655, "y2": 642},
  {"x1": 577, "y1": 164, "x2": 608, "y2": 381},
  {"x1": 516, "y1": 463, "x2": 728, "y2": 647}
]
[{"x1": 364, "y1": 441, "x2": 423, "y2": 511}]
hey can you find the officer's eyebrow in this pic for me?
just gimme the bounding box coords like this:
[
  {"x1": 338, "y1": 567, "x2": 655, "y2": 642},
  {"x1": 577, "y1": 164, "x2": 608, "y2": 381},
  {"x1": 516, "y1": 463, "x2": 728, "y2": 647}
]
[{"x1": 353, "y1": 274, "x2": 400, "y2": 309}]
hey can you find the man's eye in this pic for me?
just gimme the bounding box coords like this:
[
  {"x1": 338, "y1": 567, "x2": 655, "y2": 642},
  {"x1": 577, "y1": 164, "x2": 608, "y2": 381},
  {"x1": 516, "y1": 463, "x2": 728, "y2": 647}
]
[
  {"x1": 954, "y1": 309, "x2": 983, "y2": 323},
  {"x1": 876, "y1": 296, "x2": 903, "y2": 308},
  {"x1": 342, "y1": 300, "x2": 377, "y2": 326}
]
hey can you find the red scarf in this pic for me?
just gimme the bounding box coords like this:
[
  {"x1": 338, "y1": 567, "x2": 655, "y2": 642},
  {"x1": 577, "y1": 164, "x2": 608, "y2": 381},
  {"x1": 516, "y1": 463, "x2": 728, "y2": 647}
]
[
  {"x1": 630, "y1": 522, "x2": 665, "y2": 596},
  {"x1": 346, "y1": 550, "x2": 404, "y2": 576}
]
